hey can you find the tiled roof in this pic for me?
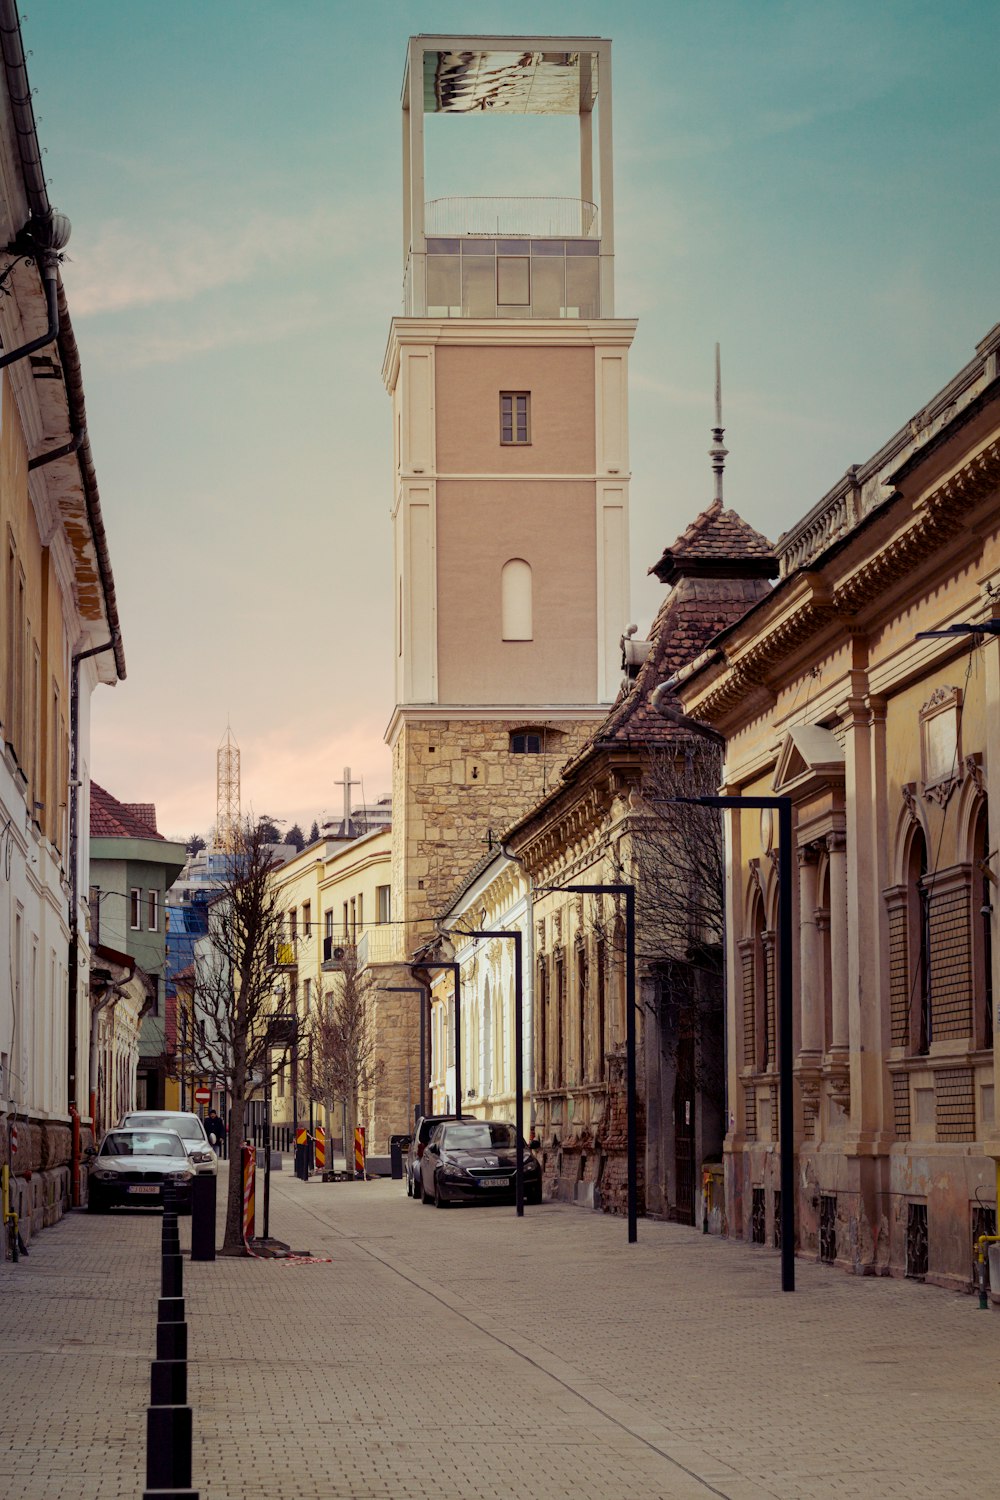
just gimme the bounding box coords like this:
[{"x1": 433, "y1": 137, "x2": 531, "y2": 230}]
[
  {"x1": 90, "y1": 782, "x2": 164, "y2": 841},
  {"x1": 650, "y1": 498, "x2": 777, "y2": 584},
  {"x1": 560, "y1": 502, "x2": 776, "y2": 775}
]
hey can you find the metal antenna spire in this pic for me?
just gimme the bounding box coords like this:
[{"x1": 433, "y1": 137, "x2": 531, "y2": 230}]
[
  {"x1": 215, "y1": 723, "x2": 240, "y2": 852},
  {"x1": 709, "y1": 342, "x2": 728, "y2": 506}
]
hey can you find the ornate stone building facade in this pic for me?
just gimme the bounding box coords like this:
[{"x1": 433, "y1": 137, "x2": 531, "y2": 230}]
[{"x1": 676, "y1": 323, "x2": 1000, "y2": 1288}]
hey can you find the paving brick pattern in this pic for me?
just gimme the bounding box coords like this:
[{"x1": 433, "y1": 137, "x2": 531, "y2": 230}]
[{"x1": 2, "y1": 1176, "x2": 998, "y2": 1499}]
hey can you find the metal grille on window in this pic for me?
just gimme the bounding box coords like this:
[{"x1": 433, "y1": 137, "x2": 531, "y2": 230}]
[
  {"x1": 971, "y1": 1205, "x2": 996, "y2": 1291},
  {"x1": 751, "y1": 1186, "x2": 765, "y2": 1245},
  {"x1": 906, "y1": 1202, "x2": 929, "y2": 1279},
  {"x1": 819, "y1": 1195, "x2": 837, "y2": 1263}
]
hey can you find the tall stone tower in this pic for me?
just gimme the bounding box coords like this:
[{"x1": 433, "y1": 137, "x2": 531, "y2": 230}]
[{"x1": 383, "y1": 34, "x2": 636, "y2": 955}]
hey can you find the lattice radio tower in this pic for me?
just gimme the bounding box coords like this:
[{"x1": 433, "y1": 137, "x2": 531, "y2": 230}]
[{"x1": 215, "y1": 725, "x2": 241, "y2": 851}]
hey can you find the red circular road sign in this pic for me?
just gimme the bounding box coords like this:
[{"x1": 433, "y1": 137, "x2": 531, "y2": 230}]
[{"x1": 193, "y1": 1086, "x2": 211, "y2": 1106}]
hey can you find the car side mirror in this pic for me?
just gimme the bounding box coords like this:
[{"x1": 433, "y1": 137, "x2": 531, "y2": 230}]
[
  {"x1": 84, "y1": 1145, "x2": 97, "y2": 1157},
  {"x1": 429, "y1": 1143, "x2": 440, "y2": 1156}
]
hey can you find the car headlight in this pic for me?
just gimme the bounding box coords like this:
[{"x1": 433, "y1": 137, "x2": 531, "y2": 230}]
[
  {"x1": 95, "y1": 1169, "x2": 117, "y2": 1181},
  {"x1": 188, "y1": 1151, "x2": 213, "y2": 1164},
  {"x1": 165, "y1": 1170, "x2": 193, "y2": 1180}
]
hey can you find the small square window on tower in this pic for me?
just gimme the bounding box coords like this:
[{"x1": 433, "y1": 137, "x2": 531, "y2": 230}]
[{"x1": 500, "y1": 392, "x2": 530, "y2": 445}]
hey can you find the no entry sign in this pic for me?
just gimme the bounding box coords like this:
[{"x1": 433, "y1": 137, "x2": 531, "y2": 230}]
[{"x1": 194, "y1": 1086, "x2": 211, "y2": 1106}]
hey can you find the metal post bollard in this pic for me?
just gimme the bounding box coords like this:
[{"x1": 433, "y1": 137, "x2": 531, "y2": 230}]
[
  {"x1": 161, "y1": 1252, "x2": 183, "y2": 1298},
  {"x1": 150, "y1": 1359, "x2": 187, "y2": 1406},
  {"x1": 145, "y1": 1403, "x2": 194, "y2": 1489},
  {"x1": 190, "y1": 1172, "x2": 216, "y2": 1262},
  {"x1": 156, "y1": 1319, "x2": 188, "y2": 1362}
]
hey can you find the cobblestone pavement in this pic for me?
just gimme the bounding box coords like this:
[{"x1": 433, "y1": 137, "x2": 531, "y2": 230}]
[{"x1": 3, "y1": 1172, "x2": 998, "y2": 1500}]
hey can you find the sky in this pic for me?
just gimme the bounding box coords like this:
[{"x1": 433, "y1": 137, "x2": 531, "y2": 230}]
[{"x1": 20, "y1": 0, "x2": 1000, "y2": 842}]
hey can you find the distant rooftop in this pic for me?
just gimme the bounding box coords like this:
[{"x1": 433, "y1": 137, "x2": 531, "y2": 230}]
[{"x1": 91, "y1": 783, "x2": 163, "y2": 841}]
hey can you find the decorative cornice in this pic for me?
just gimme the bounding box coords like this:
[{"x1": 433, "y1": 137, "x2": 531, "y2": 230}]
[{"x1": 682, "y1": 436, "x2": 1000, "y2": 727}]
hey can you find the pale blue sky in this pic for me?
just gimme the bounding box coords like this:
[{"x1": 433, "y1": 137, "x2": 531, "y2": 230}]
[{"x1": 22, "y1": 1, "x2": 1000, "y2": 838}]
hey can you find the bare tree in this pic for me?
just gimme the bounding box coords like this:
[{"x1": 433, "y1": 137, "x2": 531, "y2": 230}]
[
  {"x1": 310, "y1": 955, "x2": 384, "y2": 1173},
  {"x1": 189, "y1": 817, "x2": 292, "y2": 1253},
  {"x1": 629, "y1": 735, "x2": 726, "y2": 1106}
]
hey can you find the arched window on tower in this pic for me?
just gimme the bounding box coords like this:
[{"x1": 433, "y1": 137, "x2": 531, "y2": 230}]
[{"x1": 501, "y1": 558, "x2": 533, "y2": 641}]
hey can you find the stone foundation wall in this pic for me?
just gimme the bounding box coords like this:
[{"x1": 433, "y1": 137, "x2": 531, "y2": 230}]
[{"x1": 1, "y1": 1117, "x2": 79, "y2": 1258}]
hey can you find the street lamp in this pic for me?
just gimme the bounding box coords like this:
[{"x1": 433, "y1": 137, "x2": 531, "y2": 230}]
[
  {"x1": 384, "y1": 984, "x2": 430, "y2": 1121},
  {"x1": 535, "y1": 882, "x2": 638, "y2": 1244},
  {"x1": 671, "y1": 793, "x2": 795, "y2": 1293},
  {"x1": 450, "y1": 928, "x2": 526, "y2": 1217},
  {"x1": 410, "y1": 960, "x2": 462, "y2": 1114}
]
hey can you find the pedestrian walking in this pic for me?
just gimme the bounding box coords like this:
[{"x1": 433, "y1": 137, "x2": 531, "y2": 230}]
[{"x1": 205, "y1": 1109, "x2": 226, "y2": 1154}]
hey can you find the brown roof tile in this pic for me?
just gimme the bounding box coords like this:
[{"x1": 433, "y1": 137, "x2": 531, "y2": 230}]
[
  {"x1": 650, "y1": 499, "x2": 777, "y2": 584},
  {"x1": 90, "y1": 782, "x2": 165, "y2": 841}
]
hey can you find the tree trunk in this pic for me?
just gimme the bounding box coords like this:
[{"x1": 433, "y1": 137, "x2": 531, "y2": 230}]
[{"x1": 222, "y1": 1048, "x2": 248, "y2": 1254}]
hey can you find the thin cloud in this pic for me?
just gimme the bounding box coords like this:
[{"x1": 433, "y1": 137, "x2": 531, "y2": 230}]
[{"x1": 62, "y1": 203, "x2": 358, "y2": 318}]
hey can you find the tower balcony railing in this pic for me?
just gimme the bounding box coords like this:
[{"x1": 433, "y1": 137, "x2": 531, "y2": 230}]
[{"x1": 425, "y1": 196, "x2": 599, "y2": 239}]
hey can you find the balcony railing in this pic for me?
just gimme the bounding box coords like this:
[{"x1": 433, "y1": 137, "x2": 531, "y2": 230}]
[
  {"x1": 357, "y1": 925, "x2": 404, "y2": 968},
  {"x1": 425, "y1": 196, "x2": 599, "y2": 239},
  {"x1": 266, "y1": 939, "x2": 297, "y2": 969}
]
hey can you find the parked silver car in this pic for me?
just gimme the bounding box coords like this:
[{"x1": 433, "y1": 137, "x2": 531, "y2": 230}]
[
  {"x1": 118, "y1": 1111, "x2": 218, "y2": 1176},
  {"x1": 88, "y1": 1128, "x2": 196, "y2": 1212}
]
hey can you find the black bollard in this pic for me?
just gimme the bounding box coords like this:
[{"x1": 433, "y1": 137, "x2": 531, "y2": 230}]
[
  {"x1": 161, "y1": 1253, "x2": 183, "y2": 1299},
  {"x1": 150, "y1": 1358, "x2": 187, "y2": 1406},
  {"x1": 157, "y1": 1296, "x2": 185, "y2": 1323},
  {"x1": 156, "y1": 1320, "x2": 188, "y2": 1362},
  {"x1": 146, "y1": 1404, "x2": 193, "y2": 1489},
  {"x1": 162, "y1": 1228, "x2": 181, "y2": 1257},
  {"x1": 190, "y1": 1173, "x2": 216, "y2": 1262}
]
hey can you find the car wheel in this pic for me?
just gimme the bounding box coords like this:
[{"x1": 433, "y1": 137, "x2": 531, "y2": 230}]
[
  {"x1": 435, "y1": 1176, "x2": 449, "y2": 1208},
  {"x1": 527, "y1": 1186, "x2": 542, "y2": 1206},
  {"x1": 87, "y1": 1193, "x2": 107, "y2": 1214},
  {"x1": 413, "y1": 1172, "x2": 423, "y2": 1202},
  {"x1": 421, "y1": 1177, "x2": 433, "y2": 1204},
  {"x1": 405, "y1": 1173, "x2": 412, "y2": 1197}
]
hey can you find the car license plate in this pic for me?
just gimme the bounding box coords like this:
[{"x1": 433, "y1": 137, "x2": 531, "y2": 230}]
[
  {"x1": 480, "y1": 1176, "x2": 509, "y2": 1187},
  {"x1": 127, "y1": 1185, "x2": 159, "y2": 1195}
]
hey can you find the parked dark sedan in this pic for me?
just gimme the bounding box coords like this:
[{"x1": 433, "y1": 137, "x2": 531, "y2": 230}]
[
  {"x1": 87, "y1": 1128, "x2": 196, "y2": 1213},
  {"x1": 405, "y1": 1113, "x2": 475, "y2": 1198},
  {"x1": 420, "y1": 1119, "x2": 542, "y2": 1207}
]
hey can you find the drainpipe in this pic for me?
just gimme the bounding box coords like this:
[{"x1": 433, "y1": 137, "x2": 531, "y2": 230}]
[
  {"x1": 0, "y1": 222, "x2": 65, "y2": 371},
  {"x1": 67, "y1": 638, "x2": 117, "y2": 1203}
]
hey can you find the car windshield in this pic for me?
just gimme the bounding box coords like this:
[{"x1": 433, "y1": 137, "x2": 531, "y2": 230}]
[
  {"x1": 444, "y1": 1123, "x2": 516, "y2": 1150},
  {"x1": 122, "y1": 1114, "x2": 202, "y2": 1141},
  {"x1": 101, "y1": 1131, "x2": 185, "y2": 1158}
]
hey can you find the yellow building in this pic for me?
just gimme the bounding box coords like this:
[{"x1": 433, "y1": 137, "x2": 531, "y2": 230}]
[
  {"x1": 267, "y1": 828, "x2": 393, "y2": 1152},
  {"x1": 677, "y1": 323, "x2": 1000, "y2": 1288}
]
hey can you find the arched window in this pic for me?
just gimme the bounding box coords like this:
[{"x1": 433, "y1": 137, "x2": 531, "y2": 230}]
[
  {"x1": 576, "y1": 940, "x2": 588, "y2": 1082},
  {"x1": 482, "y1": 978, "x2": 493, "y2": 1100},
  {"x1": 595, "y1": 938, "x2": 606, "y2": 1079},
  {"x1": 906, "y1": 827, "x2": 931, "y2": 1054},
  {"x1": 536, "y1": 957, "x2": 548, "y2": 1088},
  {"x1": 501, "y1": 558, "x2": 533, "y2": 640},
  {"x1": 974, "y1": 801, "x2": 993, "y2": 1050}
]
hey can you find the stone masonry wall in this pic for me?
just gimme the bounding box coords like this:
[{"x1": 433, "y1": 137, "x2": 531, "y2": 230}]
[{"x1": 392, "y1": 715, "x2": 599, "y2": 950}]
